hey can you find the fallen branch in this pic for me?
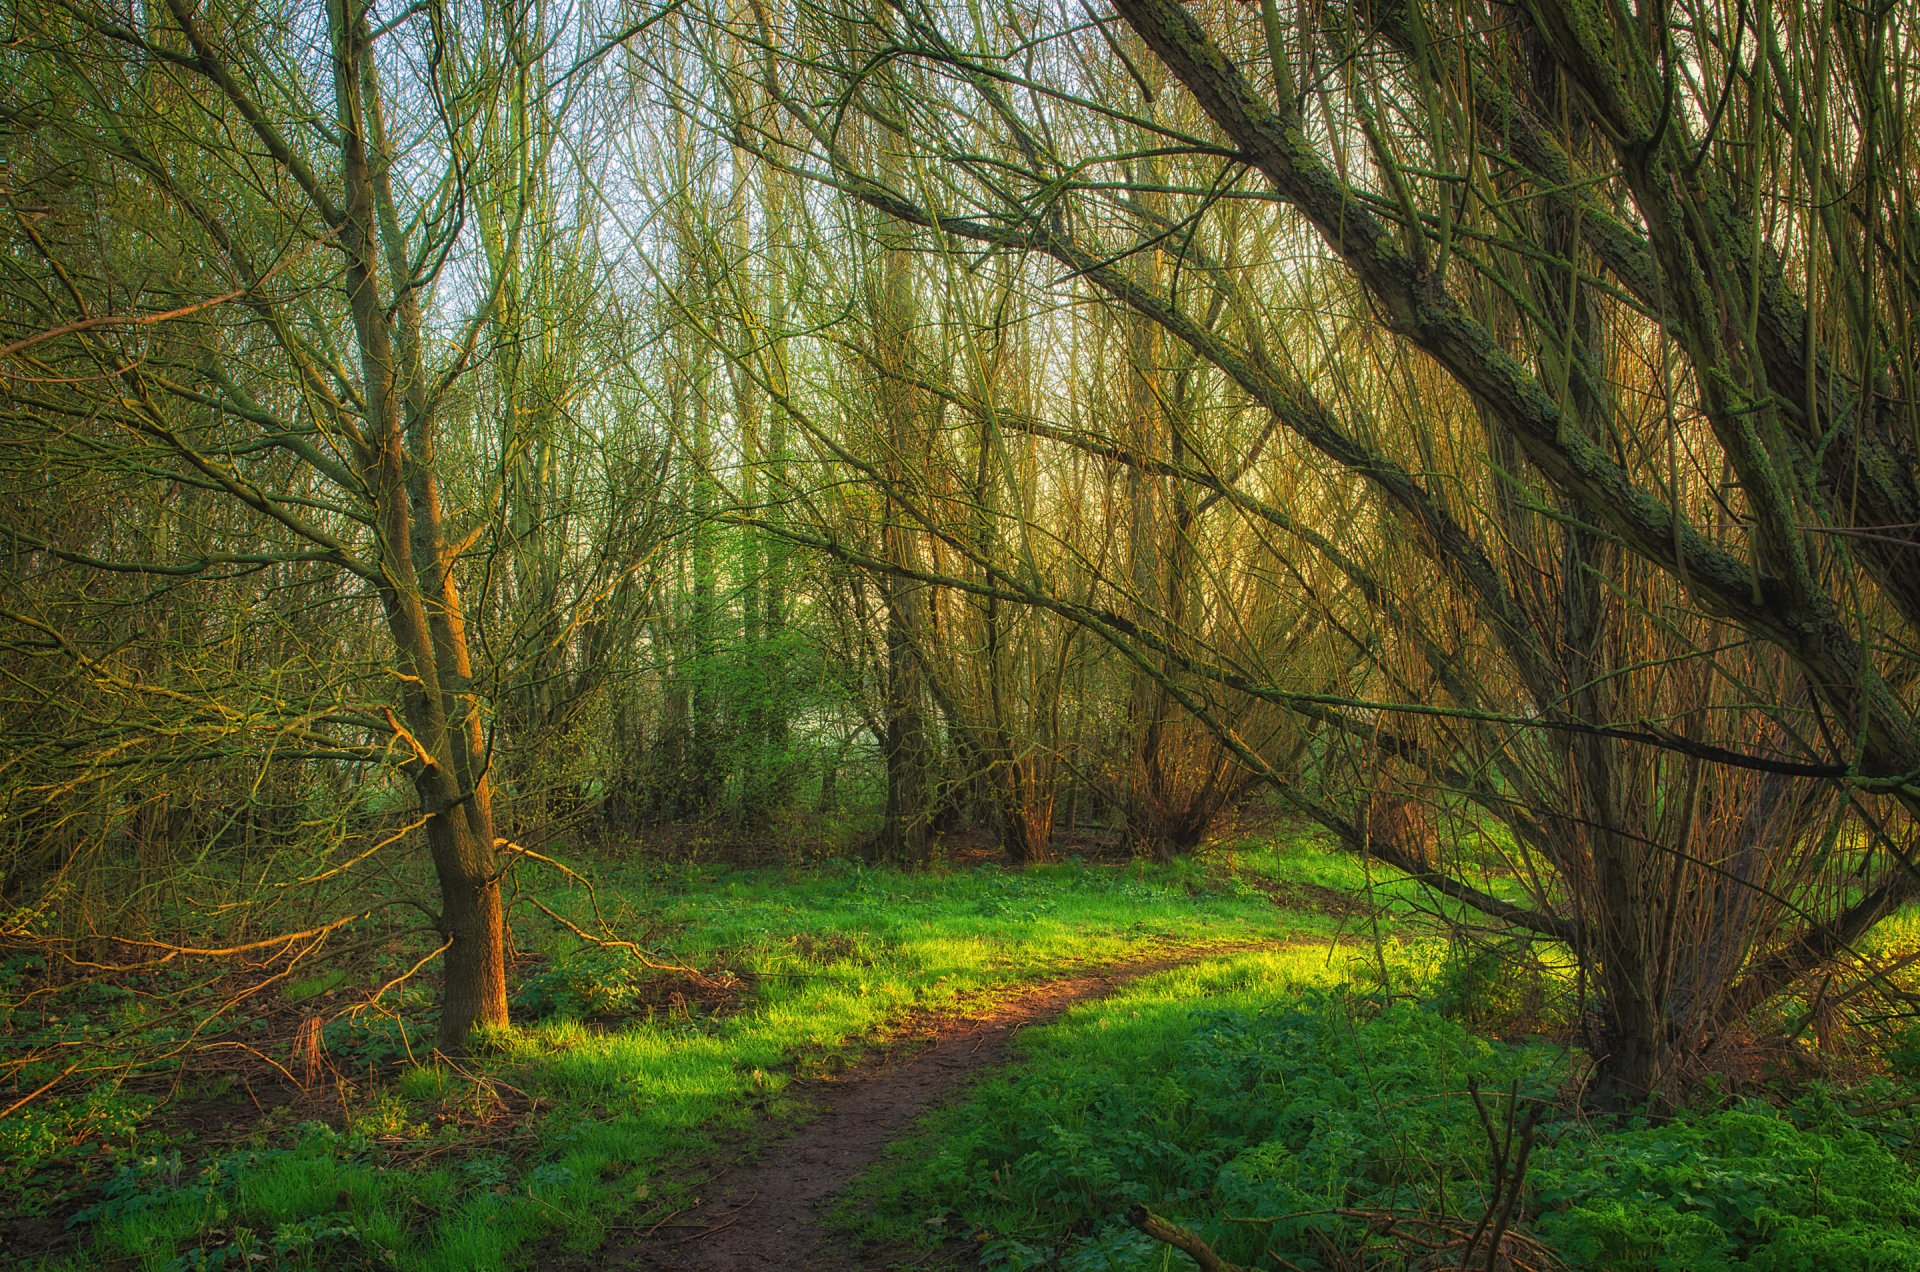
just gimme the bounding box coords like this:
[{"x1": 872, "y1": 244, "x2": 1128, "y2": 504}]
[{"x1": 1127, "y1": 1205, "x2": 1254, "y2": 1272}]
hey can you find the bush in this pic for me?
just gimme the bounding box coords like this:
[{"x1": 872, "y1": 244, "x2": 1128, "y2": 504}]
[
  {"x1": 1430, "y1": 937, "x2": 1563, "y2": 1035},
  {"x1": 511, "y1": 948, "x2": 648, "y2": 1021}
]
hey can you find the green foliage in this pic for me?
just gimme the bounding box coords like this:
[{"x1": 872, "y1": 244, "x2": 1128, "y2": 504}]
[
  {"x1": 63, "y1": 1119, "x2": 567, "y2": 1271},
  {"x1": 284, "y1": 971, "x2": 350, "y2": 1006},
  {"x1": 1883, "y1": 1020, "x2": 1920, "y2": 1086},
  {"x1": 41, "y1": 838, "x2": 1907, "y2": 1271},
  {"x1": 1533, "y1": 1101, "x2": 1920, "y2": 1271},
  {"x1": 0, "y1": 1084, "x2": 151, "y2": 1186},
  {"x1": 343, "y1": 1091, "x2": 425, "y2": 1141},
  {"x1": 1429, "y1": 937, "x2": 1570, "y2": 1035},
  {"x1": 852, "y1": 954, "x2": 1556, "y2": 1269},
  {"x1": 38, "y1": 842, "x2": 1325, "y2": 1270},
  {"x1": 854, "y1": 948, "x2": 1920, "y2": 1271},
  {"x1": 511, "y1": 947, "x2": 656, "y2": 1021}
]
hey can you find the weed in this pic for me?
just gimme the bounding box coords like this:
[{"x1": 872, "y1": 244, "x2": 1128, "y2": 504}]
[{"x1": 343, "y1": 1090, "x2": 424, "y2": 1141}]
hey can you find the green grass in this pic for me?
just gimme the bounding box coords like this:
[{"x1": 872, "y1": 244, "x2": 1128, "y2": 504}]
[
  {"x1": 837, "y1": 945, "x2": 1551, "y2": 1263},
  {"x1": 27, "y1": 828, "x2": 1911, "y2": 1270},
  {"x1": 25, "y1": 832, "x2": 1360, "y2": 1271}
]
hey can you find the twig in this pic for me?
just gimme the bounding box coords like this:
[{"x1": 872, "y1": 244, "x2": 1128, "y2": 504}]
[
  {"x1": 0, "y1": 1064, "x2": 78, "y2": 1121},
  {"x1": 1461, "y1": 1078, "x2": 1545, "y2": 1271},
  {"x1": 56, "y1": 910, "x2": 372, "y2": 971},
  {"x1": 360, "y1": 937, "x2": 454, "y2": 1012},
  {"x1": 523, "y1": 894, "x2": 727, "y2": 988},
  {"x1": 193, "y1": 1041, "x2": 302, "y2": 1088},
  {"x1": 662, "y1": 1190, "x2": 760, "y2": 1245},
  {"x1": 280, "y1": 815, "x2": 431, "y2": 888}
]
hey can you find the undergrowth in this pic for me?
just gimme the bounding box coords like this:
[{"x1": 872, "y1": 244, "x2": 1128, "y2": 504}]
[
  {"x1": 845, "y1": 947, "x2": 1920, "y2": 1271},
  {"x1": 6, "y1": 835, "x2": 1343, "y2": 1270},
  {"x1": 15, "y1": 830, "x2": 1913, "y2": 1270}
]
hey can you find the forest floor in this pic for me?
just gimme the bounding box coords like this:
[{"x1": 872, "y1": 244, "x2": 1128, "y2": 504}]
[
  {"x1": 617, "y1": 944, "x2": 1288, "y2": 1271},
  {"x1": 5, "y1": 830, "x2": 1393, "y2": 1270},
  {"x1": 6, "y1": 829, "x2": 1919, "y2": 1271}
]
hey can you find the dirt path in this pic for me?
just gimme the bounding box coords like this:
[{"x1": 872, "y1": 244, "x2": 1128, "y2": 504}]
[{"x1": 624, "y1": 945, "x2": 1253, "y2": 1271}]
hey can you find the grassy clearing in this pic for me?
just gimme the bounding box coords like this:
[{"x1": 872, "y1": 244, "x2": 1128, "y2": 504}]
[{"x1": 11, "y1": 831, "x2": 1358, "y2": 1271}]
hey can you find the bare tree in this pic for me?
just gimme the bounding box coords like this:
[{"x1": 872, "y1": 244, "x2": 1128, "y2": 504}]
[{"x1": 0, "y1": 0, "x2": 664, "y2": 1045}]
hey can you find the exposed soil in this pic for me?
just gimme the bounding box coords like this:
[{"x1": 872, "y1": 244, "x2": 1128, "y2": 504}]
[{"x1": 623, "y1": 944, "x2": 1259, "y2": 1272}]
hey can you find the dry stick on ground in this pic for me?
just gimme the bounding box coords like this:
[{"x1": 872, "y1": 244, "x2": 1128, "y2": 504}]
[
  {"x1": 1128, "y1": 1205, "x2": 1254, "y2": 1272},
  {"x1": 0, "y1": 918, "x2": 387, "y2": 1122}
]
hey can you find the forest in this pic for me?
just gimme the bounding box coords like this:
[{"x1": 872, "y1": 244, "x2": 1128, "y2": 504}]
[{"x1": 3, "y1": 0, "x2": 1920, "y2": 1267}]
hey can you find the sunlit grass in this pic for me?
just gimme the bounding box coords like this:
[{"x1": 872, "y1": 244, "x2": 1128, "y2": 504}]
[
  {"x1": 26, "y1": 829, "x2": 1916, "y2": 1270},
  {"x1": 40, "y1": 830, "x2": 1367, "y2": 1270},
  {"x1": 834, "y1": 946, "x2": 1457, "y2": 1251}
]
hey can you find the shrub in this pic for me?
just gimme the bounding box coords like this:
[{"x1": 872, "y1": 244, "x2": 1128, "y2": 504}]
[
  {"x1": 511, "y1": 948, "x2": 646, "y2": 1021},
  {"x1": 1430, "y1": 937, "x2": 1564, "y2": 1035}
]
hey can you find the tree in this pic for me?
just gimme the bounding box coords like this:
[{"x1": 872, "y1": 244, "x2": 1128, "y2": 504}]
[{"x1": 0, "y1": 0, "x2": 651, "y2": 1046}]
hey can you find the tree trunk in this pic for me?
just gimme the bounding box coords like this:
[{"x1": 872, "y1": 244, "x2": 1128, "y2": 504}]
[
  {"x1": 330, "y1": 0, "x2": 509, "y2": 1048},
  {"x1": 428, "y1": 807, "x2": 510, "y2": 1046},
  {"x1": 877, "y1": 576, "x2": 933, "y2": 863},
  {"x1": 870, "y1": 120, "x2": 935, "y2": 864},
  {"x1": 1000, "y1": 755, "x2": 1055, "y2": 864}
]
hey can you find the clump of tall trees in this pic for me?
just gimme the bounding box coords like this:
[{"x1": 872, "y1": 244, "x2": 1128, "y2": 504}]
[{"x1": 4, "y1": 0, "x2": 1918, "y2": 1107}]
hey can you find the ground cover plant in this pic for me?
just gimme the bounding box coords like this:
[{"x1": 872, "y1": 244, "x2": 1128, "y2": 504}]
[
  {"x1": 848, "y1": 949, "x2": 1920, "y2": 1270},
  {"x1": 6, "y1": 832, "x2": 1918, "y2": 1270}
]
